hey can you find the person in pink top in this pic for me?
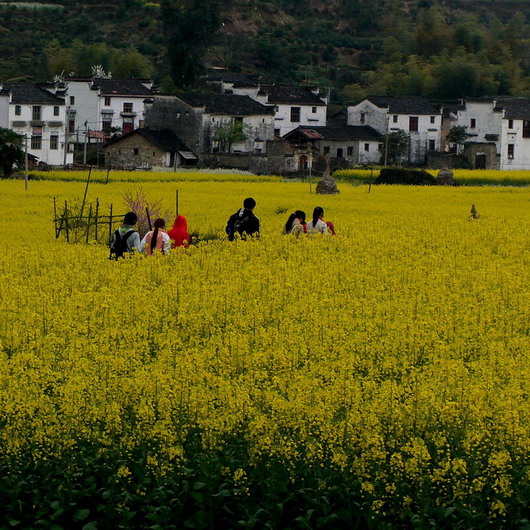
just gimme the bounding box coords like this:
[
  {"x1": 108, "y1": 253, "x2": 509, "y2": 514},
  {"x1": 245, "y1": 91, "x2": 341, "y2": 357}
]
[{"x1": 140, "y1": 218, "x2": 171, "y2": 255}]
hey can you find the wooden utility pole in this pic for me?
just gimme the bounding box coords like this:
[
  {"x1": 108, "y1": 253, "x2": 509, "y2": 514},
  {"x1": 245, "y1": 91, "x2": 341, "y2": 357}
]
[{"x1": 24, "y1": 134, "x2": 28, "y2": 191}]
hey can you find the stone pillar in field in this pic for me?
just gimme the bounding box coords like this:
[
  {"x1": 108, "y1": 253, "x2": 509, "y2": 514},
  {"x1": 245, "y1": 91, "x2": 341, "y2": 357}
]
[{"x1": 316, "y1": 155, "x2": 340, "y2": 194}]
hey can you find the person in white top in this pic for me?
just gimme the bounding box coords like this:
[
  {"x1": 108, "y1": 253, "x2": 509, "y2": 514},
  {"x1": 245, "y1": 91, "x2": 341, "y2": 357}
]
[
  {"x1": 306, "y1": 206, "x2": 328, "y2": 235},
  {"x1": 140, "y1": 218, "x2": 171, "y2": 255}
]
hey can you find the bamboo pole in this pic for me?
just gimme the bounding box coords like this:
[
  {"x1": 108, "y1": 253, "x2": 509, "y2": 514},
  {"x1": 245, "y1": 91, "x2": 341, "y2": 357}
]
[
  {"x1": 78, "y1": 165, "x2": 93, "y2": 223},
  {"x1": 86, "y1": 204, "x2": 93, "y2": 243},
  {"x1": 53, "y1": 196, "x2": 58, "y2": 238}
]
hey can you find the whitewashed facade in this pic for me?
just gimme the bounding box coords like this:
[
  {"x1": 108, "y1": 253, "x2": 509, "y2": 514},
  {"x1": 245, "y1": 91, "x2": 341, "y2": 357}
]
[
  {"x1": 227, "y1": 83, "x2": 327, "y2": 137},
  {"x1": 65, "y1": 78, "x2": 155, "y2": 143},
  {"x1": 347, "y1": 96, "x2": 442, "y2": 165},
  {"x1": 0, "y1": 84, "x2": 73, "y2": 166},
  {"x1": 456, "y1": 98, "x2": 530, "y2": 170}
]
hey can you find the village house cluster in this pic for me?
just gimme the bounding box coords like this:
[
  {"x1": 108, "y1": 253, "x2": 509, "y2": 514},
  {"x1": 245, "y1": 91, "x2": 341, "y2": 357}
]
[{"x1": 1, "y1": 72, "x2": 530, "y2": 172}]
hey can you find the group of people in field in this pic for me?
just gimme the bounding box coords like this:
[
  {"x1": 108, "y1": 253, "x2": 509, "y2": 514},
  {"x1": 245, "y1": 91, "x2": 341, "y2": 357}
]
[{"x1": 109, "y1": 197, "x2": 335, "y2": 259}]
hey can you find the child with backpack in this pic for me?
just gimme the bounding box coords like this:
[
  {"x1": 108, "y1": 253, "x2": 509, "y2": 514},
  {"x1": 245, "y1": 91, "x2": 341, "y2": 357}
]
[{"x1": 109, "y1": 212, "x2": 142, "y2": 259}]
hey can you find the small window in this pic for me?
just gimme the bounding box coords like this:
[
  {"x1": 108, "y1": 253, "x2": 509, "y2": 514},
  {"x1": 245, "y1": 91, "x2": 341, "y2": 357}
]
[
  {"x1": 312, "y1": 106, "x2": 317, "y2": 113},
  {"x1": 274, "y1": 129, "x2": 280, "y2": 136},
  {"x1": 32, "y1": 106, "x2": 41, "y2": 121},
  {"x1": 430, "y1": 116, "x2": 435, "y2": 124},
  {"x1": 123, "y1": 102, "x2": 133, "y2": 113},
  {"x1": 364, "y1": 143, "x2": 370, "y2": 152},
  {"x1": 508, "y1": 119, "x2": 514, "y2": 129},
  {"x1": 360, "y1": 112, "x2": 365, "y2": 124},
  {"x1": 393, "y1": 115, "x2": 398, "y2": 123},
  {"x1": 507, "y1": 144, "x2": 514, "y2": 159},
  {"x1": 68, "y1": 118, "x2": 75, "y2": 133},
  {"x1": 234, "y1": 116, "x2": 243, "y2": 123},
  {"x1": 378, "y1": 143, "x2": 383, "y2": 151},
  {"x1": 54, "y1": 106, "x2": 60, "y2": 116},
  {"x1": 69, "y1": 96, "x2": 75, "y2": 105},
  {"x1": 337, "y1": 148, "x2": 344, "y2": 158},
  {"x1": 50, "y1": 135, "x2": 58, "y2": 150},
  {"x1": 523, "y1": 120, "x2": 530, "y2": 138},
  {"x1": 133, "y1": 148, "x2": 139, "y2": 155},
  {"x1": 153, "y1": 152, "x2": 156, "y2": 157},
  {"x1": 290, "y1": 107, "x2": 301, "y2": 122},
  {"x1": 347, "y1": 146, "x2": 353, "y2": 156},
  {"x1": 428, "y1": 139, "x2": 436, "y2": 150},
  {"x1": 15, "y1": 105, "x2": 21, "y2": 116},
  {"x1": 323, "y1": 146, "x2": 330, "y2": 154},
  {"x1": 470, "y1": 118, "x2": 476, "y2": 129},
  {"x1": 409, "y1": 116, "x2": 418, "y2": 132},
  {"x1": 102, "y1": 119, "x2": 112, "y2": 131},
  {"x1": 104, "y1": 96, "x2": 111, "y2": 106},
  {"x1": 31, "y1": 136, "x2": 42, "y2": 149}
]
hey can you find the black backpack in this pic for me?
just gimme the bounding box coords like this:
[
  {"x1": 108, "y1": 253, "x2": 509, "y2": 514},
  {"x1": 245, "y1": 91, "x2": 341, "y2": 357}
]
[{"x1": 109, "y1": 229, "x2": 134, "y2": 259}]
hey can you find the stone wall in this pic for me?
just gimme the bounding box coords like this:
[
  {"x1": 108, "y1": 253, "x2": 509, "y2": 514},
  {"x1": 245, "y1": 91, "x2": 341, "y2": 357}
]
[{"x1": 105, "y1": 135, "x2": 168, "y2": 169}]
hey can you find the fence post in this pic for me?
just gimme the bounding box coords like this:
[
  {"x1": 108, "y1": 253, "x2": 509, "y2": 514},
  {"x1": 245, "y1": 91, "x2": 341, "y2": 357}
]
[
  {"x1": 108, "y1": 204, "x2": 113, "y2": 245},
  {"x1": 64, "y1": 200, "x2": 70, "y2": 243},
  {"x1": 95, "y1": 198, "x2": 100, "y2": 242}
]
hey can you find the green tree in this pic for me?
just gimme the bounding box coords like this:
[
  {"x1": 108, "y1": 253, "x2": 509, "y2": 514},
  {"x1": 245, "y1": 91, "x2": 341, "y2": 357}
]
[
  {"x1": 111, "y1": 47, "x2": 155, "y2": 78},
  {"x1": 214, "y1": 120, "x2": 247, "y2": 153},
  {"x1": 0, "y1": 128, "x2": 24, "y2": 178},
  {"x1": 160, "y1": 0, "x2": 220, "y2": 88},
  {"x1": 44, "y1": 39, "x2": 74, "y2": 77},
  {"x1": 381, "y1": 129, "x2": 409, "y2": 165},
  {"x1": 446, "y1": 125, "x2": 472, "y2": 146}
]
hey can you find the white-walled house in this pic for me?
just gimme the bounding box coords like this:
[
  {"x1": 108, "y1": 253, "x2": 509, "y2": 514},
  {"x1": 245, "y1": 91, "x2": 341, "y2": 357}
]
[
  {"x1": 227, "y1": 82, "x2": 328, "y2": 137},
  {"x1": 284, "y1": 125, "x2": 383, "y2": 168},
  {"x1": 64, "y1": 77, "x2": 155, "y2": 143},
  {"x1": 0, "y1": 84, "x2": 73, "y2": 166},
  {"x1": 347, "y1": 96, "x2": 442, "y2": 165},
  {"x1": 455, "y1": 97, "x2": 530, "y2": 170},
  {"x1": 145, "y1": 93, "x2": 275, "y2": 158}
]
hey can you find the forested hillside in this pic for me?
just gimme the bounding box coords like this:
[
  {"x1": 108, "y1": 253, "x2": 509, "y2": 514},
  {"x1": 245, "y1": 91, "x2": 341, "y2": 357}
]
[{"x1": 0, "y1": 0, "x2": 528, "y2": 103}]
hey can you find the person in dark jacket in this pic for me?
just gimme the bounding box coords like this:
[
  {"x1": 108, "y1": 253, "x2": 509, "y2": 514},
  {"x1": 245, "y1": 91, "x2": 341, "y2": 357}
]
[{"x1": 226, "y1": 197, "x2": 260, "y2": 241}]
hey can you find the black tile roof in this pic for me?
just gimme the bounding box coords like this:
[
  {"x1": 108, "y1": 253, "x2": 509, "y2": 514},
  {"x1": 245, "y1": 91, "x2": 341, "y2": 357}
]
[
  {"x1": 365, "y1": 95, "x2": 440, "y2": 115},
  {"x1": 177, "y1": 93, "x2": 275, "y2": 116},
  {"x1": 496, "y1": 97, "x2": 530, "y2": 120},
  {"x1": 285, "y1": 125, "x2": 383, "y2": 142},
  {"x1": 105, "y1": 128, "x2": 189, "y2": 152},
  {"x1": 4, "y1": 84, "x2": 65, "y2": 104},
  {"x1": 258, "y1": 83, "x2": 326, "y2": 106},
  {"x1": 94, "y1": 79, "x2": 154, "y2": 97}
]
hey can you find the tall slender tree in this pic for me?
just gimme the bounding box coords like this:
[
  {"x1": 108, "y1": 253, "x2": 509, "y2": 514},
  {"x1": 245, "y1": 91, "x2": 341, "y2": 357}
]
[{"x1": 160, "y1": 0, "x2": 221, "y2": 88}]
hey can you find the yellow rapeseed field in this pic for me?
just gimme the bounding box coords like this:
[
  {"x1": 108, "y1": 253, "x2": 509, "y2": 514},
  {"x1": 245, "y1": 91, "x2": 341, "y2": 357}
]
[{"x1": 1, "y1": 177, "x2": 529, "y2": 519}]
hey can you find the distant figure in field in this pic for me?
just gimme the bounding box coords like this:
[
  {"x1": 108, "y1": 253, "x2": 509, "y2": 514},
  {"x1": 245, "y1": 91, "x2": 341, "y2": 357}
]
[
  {"x1": 469, "y1": 204, "x2": 480, "y2": 220},
  {"x1": 306, "y1": 206, "x2": 329, "y2": 235},
  {"x1": 284, "y1": 210, "x2": 306, "y2": 237},
  {"x1": 167, "y1": 215, "x2": 190, "y2": 248},
  {"x1": 326, "y1": 221, "x2": 336, "y2": 236},
  {"x1": 109, "y1": 211, "x2": 141, "y2": 259},
  {"x1": 226, "y1": 197, "x2": 260, "y2": 241},
  {"x1": 141, "y1": 218, "x2": 171, "y2": 255}
]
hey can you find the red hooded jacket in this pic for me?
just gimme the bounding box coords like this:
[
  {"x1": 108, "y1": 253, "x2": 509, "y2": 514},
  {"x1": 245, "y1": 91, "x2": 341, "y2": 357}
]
[{"x1": 167, "y1": 215, "x2": 190, "y2": 248}]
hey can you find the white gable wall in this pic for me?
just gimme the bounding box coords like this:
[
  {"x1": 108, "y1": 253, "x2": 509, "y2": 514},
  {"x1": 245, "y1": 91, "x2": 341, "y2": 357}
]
[
  {"x1": 274, "y1": 104, "x2": 326, "y2": 137},
  {"x1": 205, "y1": 112, "x2": 275, "y2": 153},
  {"x1": 501, "y1": 118, "x2": 530, "y2": 170},
  {"x1": 9, "y1": 99, "x2": 72, "y2": 165},
  {"x1": 348, "y1": 101, "x2": 442, "y2": 164}
]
